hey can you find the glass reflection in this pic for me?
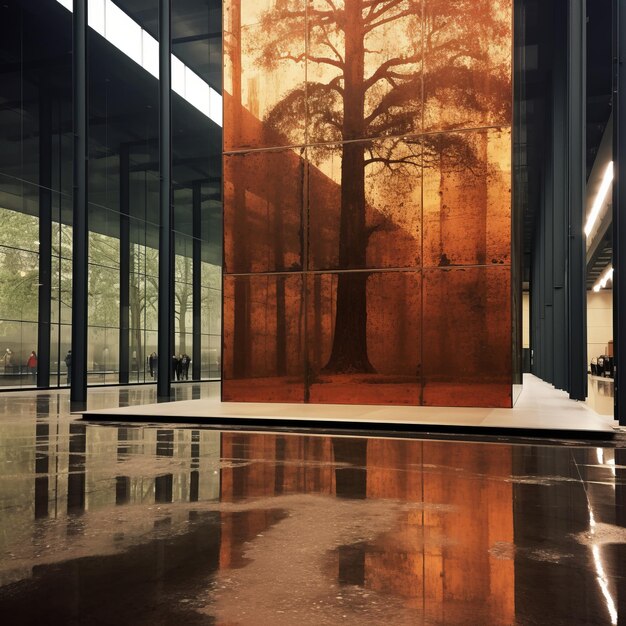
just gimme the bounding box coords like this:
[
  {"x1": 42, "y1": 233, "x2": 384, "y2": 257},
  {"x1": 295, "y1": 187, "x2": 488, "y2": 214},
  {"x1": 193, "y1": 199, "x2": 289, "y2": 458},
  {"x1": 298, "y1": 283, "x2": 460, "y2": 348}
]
[{"x1": 1, "y1": 419, "x2": 624, "y2": 625}]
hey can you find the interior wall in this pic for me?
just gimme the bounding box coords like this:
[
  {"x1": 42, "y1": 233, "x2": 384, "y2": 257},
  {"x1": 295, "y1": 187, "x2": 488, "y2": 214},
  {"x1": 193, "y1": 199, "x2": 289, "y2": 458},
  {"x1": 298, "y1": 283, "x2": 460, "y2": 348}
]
[
  {"x1": 587, "y1": 290, "x2": 613, "y2": 362},
  {"x1": 522, "y1": 292, "x2": 530, "y2": 349},
  {"x1": 222, "y1": 0, "x2": 514, "y2": 407}
]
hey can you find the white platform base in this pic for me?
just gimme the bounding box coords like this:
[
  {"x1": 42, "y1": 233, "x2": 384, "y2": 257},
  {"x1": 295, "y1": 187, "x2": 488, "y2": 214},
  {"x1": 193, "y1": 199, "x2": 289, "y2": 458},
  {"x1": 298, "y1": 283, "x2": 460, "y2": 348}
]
[{"x1": 83, "y1": 374, "x2": 617, "y2": 434}]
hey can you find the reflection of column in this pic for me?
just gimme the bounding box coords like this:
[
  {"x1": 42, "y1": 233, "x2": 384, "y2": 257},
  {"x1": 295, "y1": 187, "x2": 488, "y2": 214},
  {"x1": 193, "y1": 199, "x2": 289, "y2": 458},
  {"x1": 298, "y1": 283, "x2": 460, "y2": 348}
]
[
  {"x1": 119, "y1": 144, "x2": 130, "y2": 384},
  {"x1": 115, "y1": 426, "x2": 130, "y2": 504},
  {"x1": 67, "y1": 423, "x2": 86, "y2": 514},
  {"x1": 192, "y1": 182, "x2": 202, "y2": 380},
  {"x1": 34, "y1": 423, "x2": 49, "y2": 518},
  {"x1": 37, "y1": 91, "x2": 52, "y2": 389},
  {"x1": 190, "y1": 429, "x2": 200, "y2": 502},
  {"x1": 155, "y1": 429, "x2": 174, "y2": 503},
  {"x1": 332, "y1": 438, "x2": 367, "y2": 499}
]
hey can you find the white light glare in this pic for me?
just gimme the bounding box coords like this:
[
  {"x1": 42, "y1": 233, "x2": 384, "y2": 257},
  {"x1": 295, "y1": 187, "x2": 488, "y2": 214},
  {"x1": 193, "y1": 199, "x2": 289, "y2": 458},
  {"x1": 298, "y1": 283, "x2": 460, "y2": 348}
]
[
  {"x1": 585, "y1": 161, "x2": 614, "y2": 238},
  {"x1": 56, "y1": 0, "x2": 222, "y2": 127},
  {"x1": 593, "y1": 266, "x2": 614, "y2": 292}
]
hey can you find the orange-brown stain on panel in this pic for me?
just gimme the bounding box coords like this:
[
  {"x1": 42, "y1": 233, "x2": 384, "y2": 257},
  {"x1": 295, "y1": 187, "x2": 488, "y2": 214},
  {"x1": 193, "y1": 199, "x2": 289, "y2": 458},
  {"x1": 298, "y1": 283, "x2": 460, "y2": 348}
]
[
  {"x1": 422, "y1": 266, "x2": 512, "y2": 407},
  {"x1": 223, "y1": 274, "x2": 305, "y2": 402},
  {"x1": 224, "y1": 148, "x2": 304, "y2": 274},
  {"x1": 306, "y1": 271, "x2": 421, "y2": 405}
]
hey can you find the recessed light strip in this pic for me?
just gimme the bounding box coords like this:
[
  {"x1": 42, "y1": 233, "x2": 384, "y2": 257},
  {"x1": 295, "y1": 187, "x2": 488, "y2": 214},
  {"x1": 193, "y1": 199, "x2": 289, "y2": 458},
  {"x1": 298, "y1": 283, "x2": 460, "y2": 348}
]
[
  {"x1": 593, "y1": 266, "x2": 613, "y2": 292},
  {"x1": 56, "y1": 0, "x2": 222, "y2": 127},
  {"x1": 585, "y1": 161, "x2": 613, "y2": 238}
]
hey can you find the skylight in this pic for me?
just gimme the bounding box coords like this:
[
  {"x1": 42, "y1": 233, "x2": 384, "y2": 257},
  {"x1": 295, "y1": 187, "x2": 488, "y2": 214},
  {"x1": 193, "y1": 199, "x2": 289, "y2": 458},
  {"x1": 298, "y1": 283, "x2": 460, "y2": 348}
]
[{"x1": 56, "y1": 0, "x2": 222, "y2": 127}]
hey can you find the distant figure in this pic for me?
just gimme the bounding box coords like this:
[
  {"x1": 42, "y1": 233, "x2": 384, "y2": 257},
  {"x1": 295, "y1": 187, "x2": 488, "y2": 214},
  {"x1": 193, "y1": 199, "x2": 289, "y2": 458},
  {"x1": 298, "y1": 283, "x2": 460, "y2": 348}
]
[
  {"x1": 176, "y1": 354, "x2": 184, "y2": 381},
  {"x1": 148, "y1": 352, "x2": 157, "y2": 378},
  {"x1": 26, "y1": 351, "x2": 37, "y2": 381},
  {"x1": 64, "y1": 350, "x2": 72, "y2": 384},
  {"x1": 181, "y1": 354, "x2": 190, "y2": 380},
  {"x1": 172, "y1": 354, "x2": 179, "y2": 380},
  {"x1": 1, "y1": 348, "x2": 13, "y2": 373}
]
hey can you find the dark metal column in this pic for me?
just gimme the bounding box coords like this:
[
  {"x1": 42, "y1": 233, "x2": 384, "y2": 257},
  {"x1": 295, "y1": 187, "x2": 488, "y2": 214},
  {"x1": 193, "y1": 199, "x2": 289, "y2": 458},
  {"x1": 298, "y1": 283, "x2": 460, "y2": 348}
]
[
  {"x1": 615, "y1": 0, "x2": 626, "y2": 424},
  {"x1": 552, "y1": 5, "x2": 570, "y2": 392},
  {"x1": 157, "y1": 0, "x2": 173, "y2": 398},
  {"x1": 567, "y1": 0, "x2": 587, "y2": 401},
  {"x1": 192, "y1": 182, "x2": 202, "y2": 380},
  {"x1": 119, "y1": 144, "x2": 130, "y2": 384},
  {"x1": 37, "y1": 92, "x2": 52, "y2": 388},
  {"x1": 70, "y1": 0, "x2": 88, "y2": 407}
]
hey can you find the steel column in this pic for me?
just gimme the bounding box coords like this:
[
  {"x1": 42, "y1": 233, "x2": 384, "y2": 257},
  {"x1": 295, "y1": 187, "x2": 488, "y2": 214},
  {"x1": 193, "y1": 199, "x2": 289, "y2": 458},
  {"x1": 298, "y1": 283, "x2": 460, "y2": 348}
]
[
  {"x1": 70, "y1": 0, "x2": 88, "y2": 406},
  {"x1": 192, "y1": 182, "x2": 202, "y2": 380},
  {"x1": 615, "y1": 0, "x2": 626, "y2": 423},
  {"x1": 37, "y1": 92, "x2": 52, "y2": 388},
  {"x1": 567, "y1": 0, "x2": 587, "y2": 401},
  {"x1": 119, "y1": 144, "x2": 130, "y2": 384},
  {"x1": 157, "y1": 0, "x2": 173, "y2": 398}
]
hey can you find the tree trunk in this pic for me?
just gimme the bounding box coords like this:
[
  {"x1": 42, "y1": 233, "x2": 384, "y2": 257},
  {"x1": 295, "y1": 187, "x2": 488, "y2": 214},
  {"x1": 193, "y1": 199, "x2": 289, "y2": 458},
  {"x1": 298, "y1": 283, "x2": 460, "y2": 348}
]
[{"x1": 323, "y1": 0, "x2": 374, "y2": 374}]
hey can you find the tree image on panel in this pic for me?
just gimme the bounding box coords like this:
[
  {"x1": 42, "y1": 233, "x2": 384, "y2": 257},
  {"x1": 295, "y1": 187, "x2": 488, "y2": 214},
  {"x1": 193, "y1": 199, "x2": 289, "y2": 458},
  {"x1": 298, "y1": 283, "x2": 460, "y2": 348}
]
[{"x1": 241, "y1": 0, "x2": 511, "y2": 375}]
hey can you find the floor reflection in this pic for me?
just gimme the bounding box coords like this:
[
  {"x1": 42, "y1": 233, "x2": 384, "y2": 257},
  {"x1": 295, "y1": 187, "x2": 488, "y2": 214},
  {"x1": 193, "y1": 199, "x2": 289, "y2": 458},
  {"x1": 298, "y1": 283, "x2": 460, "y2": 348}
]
[{"x1": 0, "y1": 387, "x2": 625, "y2": 624}]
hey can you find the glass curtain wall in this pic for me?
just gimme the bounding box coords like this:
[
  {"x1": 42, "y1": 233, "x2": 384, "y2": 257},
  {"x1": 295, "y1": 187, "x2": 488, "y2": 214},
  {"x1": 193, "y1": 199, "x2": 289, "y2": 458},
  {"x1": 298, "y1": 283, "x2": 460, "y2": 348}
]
[
  {"x1": 0, "y1": 0, "x2": 73, "y2": 388},
  {"x1": 171, "y1": 0, "x2": 222, "y2": 382},
  {"x1": 0, "y1": 0, "x2": 222, "y2": 389}
]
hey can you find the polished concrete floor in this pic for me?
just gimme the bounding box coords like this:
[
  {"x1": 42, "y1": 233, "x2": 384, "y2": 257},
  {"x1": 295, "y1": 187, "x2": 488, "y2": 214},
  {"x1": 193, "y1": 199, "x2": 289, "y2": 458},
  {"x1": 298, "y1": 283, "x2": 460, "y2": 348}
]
[{"x1": 1, "y1": 385, "x2": 626, "y2": 624}]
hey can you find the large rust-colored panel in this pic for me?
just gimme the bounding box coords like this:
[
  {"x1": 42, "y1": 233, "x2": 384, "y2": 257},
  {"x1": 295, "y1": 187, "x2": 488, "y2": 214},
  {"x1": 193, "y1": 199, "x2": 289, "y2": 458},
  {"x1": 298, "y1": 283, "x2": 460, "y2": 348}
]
[
  {"x1": 223, "y1": 0, "x2": 306, "y2": 151},
  {"x1": 307, "y1": 271, "x2": 421, "y2": 405},
  {"x1": 422, "y1": 0, "x2": 512, "y2": 133},
  {"x1": 308, "y1": 139, "x2": 422, "y2": 271},
  {"x1": 224, "y1": 148, "x2": 304, "y2": 274},
  {"x1": 422, "y1": 128, "x2": 511, "y2": 268},
  {"x1": 223, "y1": 274, "x2": 305, "y2": 402},
  {"x1": 422, "y1": 266, "x2": 511, "y2": 407},
  {"x1": 306, "y1": 0, "x2": 423, "y2": 144}
]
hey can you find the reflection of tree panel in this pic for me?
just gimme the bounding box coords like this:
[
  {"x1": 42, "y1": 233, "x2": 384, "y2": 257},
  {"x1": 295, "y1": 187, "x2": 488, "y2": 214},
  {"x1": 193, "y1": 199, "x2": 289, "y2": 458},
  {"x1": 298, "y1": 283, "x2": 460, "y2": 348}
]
[
  {"x1": 220, "y1": 433, "x2": 336, "y2": 500},
  {"x1": 307, "y1": 271, "x2": 421, "y2": 405},
  {"x1": 362, "y1": 440, "x2": 514, "y2": 623},
  {"x1": 422, "y1": 442, "x2": 514, "y2": 623},
  {"x1": 422, "y1": 266, "x2": 512, "y2": 407},
  {"x1": 223, "y1": 274, "x2": 305, "y2": 402}
]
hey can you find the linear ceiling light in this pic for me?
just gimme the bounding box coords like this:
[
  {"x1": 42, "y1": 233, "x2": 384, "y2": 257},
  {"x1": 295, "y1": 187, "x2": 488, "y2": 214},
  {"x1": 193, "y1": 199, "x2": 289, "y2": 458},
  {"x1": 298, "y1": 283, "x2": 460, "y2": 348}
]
[
  {"x1": 56, "y1": 0, "x2": 222, "y2": 127},
  {"x1": 593, "y1": 266, "x2": 613, "y2": 292},
  {"x1": 585, "y1": 161, "x2": 613, "y2": 238}
]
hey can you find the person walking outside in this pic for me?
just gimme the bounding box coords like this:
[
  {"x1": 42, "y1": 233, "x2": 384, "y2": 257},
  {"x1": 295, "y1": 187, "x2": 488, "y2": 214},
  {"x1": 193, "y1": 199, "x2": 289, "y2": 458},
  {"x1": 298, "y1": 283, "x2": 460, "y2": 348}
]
[
  {"x1": 65, "y1": 350, "x2": 72, "y2": 384},
  {"x1": 181, "y1": 354, "x2": 191, "y2": 380},
  {"x1": 26, "y1": 351, "x2": 37, "y2": 381}
]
